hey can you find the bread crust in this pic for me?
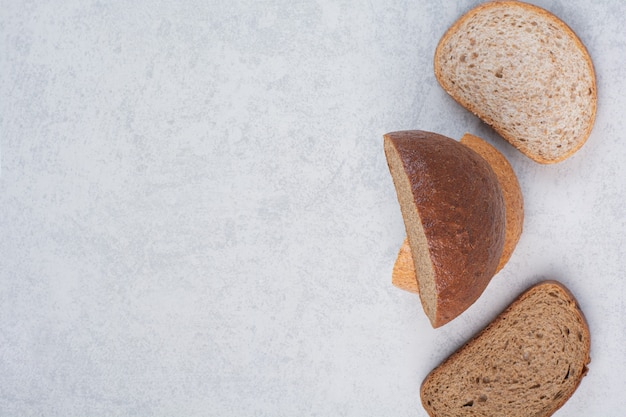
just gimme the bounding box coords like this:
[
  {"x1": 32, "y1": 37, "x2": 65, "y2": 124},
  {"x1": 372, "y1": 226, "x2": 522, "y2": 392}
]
[
  {"x1": 460, "y1": 133, "x2": 523, "y2": 271},
  {"x1": 384, "y1": 131, "x2": 506, "y2": 327},
  {"x1": 392, "y1": 133, "x2": 524, "y2": 294},
  {"x1": 391, "y1": 237, "x2": 419, "y2": 294},
  {"x1": 434, "y1": 1, "x2": 597, "y2": 164},
  {"x1": 420, "y1": 280, "x2": 591, "y2": 417}
]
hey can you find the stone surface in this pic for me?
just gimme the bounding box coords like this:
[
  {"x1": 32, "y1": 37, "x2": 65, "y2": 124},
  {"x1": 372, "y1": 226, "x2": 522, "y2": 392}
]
[{"x1": 0, "y1": 1, "x2": 624, "y2": 415}]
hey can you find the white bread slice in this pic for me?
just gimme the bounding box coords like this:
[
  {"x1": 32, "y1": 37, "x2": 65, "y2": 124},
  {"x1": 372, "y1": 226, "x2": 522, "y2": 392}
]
[
  {"x1": 434, "y1": 1, "x2": 596, "y2": 164},
  {"x1": 421, "y1": 281, "x2": 590, "y2": 417},
  {"x1": 384, "y1": 130, "x2": 506, "y2": 327},
  {"x1": 392, "y1": 133, "x2": 523, "y2": 295}
]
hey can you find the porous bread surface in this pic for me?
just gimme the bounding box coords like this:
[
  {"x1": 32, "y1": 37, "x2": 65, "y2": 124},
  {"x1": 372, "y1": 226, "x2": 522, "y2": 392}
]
[
  {"x1": 385, "y1": 134, "x2": 438, "y2": 321},
  {"x1": 384, "y1": 131, "x2": 505, "y2": 327},
  {"x1": 421, "y1": 281, "x2": 590, "y2": 417},
  {"x1": 391, "y1": 133, "x2": 523, "y2": 294},
  {"x1": 435, "y1": 1, "x2": 596, "y2": 163}
]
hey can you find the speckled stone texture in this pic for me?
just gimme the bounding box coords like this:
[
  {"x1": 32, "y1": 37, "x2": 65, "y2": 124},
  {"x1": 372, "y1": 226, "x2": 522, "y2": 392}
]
[{"x1": 0, "y1": 1, "x2": 625, "y2": 416}]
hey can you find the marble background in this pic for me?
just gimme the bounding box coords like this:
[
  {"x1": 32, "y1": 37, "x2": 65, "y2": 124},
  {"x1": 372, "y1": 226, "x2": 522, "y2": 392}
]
[{"x1": 1, "y1": 0, "x2": 625, "y2": 415}]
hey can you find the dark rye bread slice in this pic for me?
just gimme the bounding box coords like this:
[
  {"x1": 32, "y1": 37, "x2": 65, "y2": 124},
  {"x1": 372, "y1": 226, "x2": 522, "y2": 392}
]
[
  {"x1": 421, "y1": 281, "x2": 591, "y2": 417},
  {"x1": 392, "y1": 133, "x2": 524, "y2": 295},
  {"x1": 434, "y1": 1, "x2": 597, "y2": 164},
  {"x1": 384, "y1": 130, "x2": 506, "y2": 327}
]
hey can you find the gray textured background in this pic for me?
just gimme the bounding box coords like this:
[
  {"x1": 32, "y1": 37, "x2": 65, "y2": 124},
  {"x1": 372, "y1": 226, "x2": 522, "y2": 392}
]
[{"x1": 1, "y1": 0, "x2": 625, "y2": 415}]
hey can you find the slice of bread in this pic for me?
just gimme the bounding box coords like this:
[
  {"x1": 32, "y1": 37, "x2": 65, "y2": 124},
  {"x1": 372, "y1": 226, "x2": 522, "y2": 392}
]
[
  {"x1": 421, "y1": 281, "x2": 590, "y2": 417},
  {"x1": 434, "y1": 1, "x2": 596, "y2": 164},
  {"x1": 392, "y1": 237, "x2": 420, "y2": 295},
  {"x1": 392, "y1": 133, "x2": 523, "y2": 294},
  {"x1": 384, "y1": 130, "x2": 506, "y2": 327}
]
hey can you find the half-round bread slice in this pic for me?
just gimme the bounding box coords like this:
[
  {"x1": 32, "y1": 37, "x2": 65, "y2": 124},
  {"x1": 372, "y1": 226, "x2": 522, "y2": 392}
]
[
  {"x1": 434, "y1": 1, "x2": 597, "y2": 164},
  {"x1": 392, "y1": 133, "x2": 524, "y2": 294},
  {"x1": 421, "y1": 281, "x2": 591, "y2": 417},
  {"x1": 384, "y1": 130, "x2": 506, "y2": 327}
]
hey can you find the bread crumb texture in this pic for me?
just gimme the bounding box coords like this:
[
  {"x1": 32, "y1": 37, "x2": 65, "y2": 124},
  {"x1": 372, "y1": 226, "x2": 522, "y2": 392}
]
[
  {"x1": 421, "y1": 281, "x2": 590, "y2": 417},
  {"x1": 435, "y1": 1, "x2": 596, "y2": 163}
]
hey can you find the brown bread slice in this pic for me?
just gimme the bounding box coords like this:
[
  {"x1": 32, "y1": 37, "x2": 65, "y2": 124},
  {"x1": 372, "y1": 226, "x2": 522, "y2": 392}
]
[
  {"x1": 434, "y1": 1, "x2": 596, "y2": 164},
  {"x1": 421, "y1": 281, "x2": 591, "y2": 417},
  {"x1": 392, "y1": 133, "x2": 523, "y2": 294},
  {"x1": 384, "y1": 130, "x2": 505, "y2": 327}
]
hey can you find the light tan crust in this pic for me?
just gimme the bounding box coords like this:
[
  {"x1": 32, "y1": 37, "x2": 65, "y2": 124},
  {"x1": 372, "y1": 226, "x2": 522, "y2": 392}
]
[
  {"x1": 391, "y1": 238, "x2": 419, "y2": 293},
  {"x1": 460, "y1": 133, "x2": 523, "y2": 271},
  {"x1": 392, "y1": 133, "x2": 524, "y2": 294},
  {"x1": 391, "y1": 237, "x2": 419, "y2": 294},
  {"x1": 420, "y1": 281, "x2": 591, "y2": 417},
  {"x1": 434, "y1": 1, "x2": 597, "y2": 164}
]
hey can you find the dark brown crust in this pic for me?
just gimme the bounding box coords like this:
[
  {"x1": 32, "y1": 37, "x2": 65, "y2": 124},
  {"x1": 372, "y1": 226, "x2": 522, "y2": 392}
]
[
  {"x1": 391, "y1": 133, "x2": 524, "y2": 294},
  {"x1": 420, "y1": 280, "x2": 591, "y2": 416},
  {"x1": 541, "y1": 281, "x2": 592, "y2": 415},
  {"x1": 384, "y1": 130, "x2": 506, "y2": 326},
  {"x1": 460, "y1": 133, "x2": 524, "y2": 272},
  {"x1": 434, "y1": 1, "x2": 597, "y2": 164}
]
